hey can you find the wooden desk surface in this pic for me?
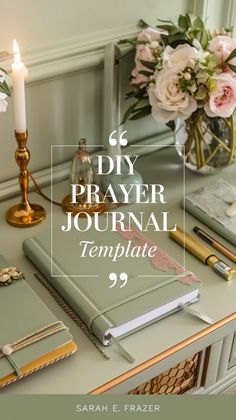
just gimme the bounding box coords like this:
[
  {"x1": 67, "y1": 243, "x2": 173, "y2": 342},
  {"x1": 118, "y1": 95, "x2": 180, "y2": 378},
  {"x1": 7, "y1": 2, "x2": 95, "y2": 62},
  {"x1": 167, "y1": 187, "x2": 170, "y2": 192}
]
[{"x1": 1, "y1": 147, "x2": 236, "y2": 394}]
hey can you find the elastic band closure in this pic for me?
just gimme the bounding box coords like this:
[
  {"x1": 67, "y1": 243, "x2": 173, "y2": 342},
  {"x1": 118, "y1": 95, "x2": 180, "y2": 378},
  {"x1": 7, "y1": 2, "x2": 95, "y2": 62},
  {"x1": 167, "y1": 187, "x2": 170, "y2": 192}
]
[
  {"x1": 88, "y1": 271, "x2": 193, "y2": 332},
  {"x1": 0, "y1": 321, "x2": 68, "y2": 377}
]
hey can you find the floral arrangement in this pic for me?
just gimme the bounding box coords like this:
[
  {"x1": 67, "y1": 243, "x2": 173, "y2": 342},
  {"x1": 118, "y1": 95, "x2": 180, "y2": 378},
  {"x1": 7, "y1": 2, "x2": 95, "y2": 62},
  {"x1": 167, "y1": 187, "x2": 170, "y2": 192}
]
[
  {"x1": 0, "y1": 51, "x2": 11, "y2": 112},
  {"x1": 121, "y1": 15, "x2": 236, "y2": 125}
]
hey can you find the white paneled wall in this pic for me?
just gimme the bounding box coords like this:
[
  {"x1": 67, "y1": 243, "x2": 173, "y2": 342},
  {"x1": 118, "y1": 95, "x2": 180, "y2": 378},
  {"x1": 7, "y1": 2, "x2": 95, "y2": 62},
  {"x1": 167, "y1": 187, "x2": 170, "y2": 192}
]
[
  {"x1": 0, "y1": 0, "x2": 189, "y2": 50},
  {"x1": 0, "y1": 0, "x2": 233, "y2": 183}
]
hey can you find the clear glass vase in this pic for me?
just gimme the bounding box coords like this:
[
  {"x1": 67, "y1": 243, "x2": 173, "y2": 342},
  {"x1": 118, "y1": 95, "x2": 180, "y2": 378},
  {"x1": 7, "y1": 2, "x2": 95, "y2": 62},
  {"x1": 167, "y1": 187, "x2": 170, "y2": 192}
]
[{"x1": 174, "y1": 110, "x2": 236, "y2": 174}]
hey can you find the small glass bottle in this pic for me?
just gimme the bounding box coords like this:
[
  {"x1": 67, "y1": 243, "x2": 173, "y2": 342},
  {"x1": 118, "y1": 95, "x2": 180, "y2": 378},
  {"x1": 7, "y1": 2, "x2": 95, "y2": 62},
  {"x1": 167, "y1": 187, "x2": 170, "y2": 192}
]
[
  {"x1": 62, "y1": 139, "x2": 107, "y2": 216},
  {"x1": 70, "y1": 138, "x2": 96, "y2": 208}
]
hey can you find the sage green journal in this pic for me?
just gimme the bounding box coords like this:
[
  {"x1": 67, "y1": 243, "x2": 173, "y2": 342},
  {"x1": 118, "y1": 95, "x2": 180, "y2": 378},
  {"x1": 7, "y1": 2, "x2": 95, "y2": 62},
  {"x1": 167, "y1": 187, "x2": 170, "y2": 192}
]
[
  {"x1": 0, "y1": 255, "x2": 77, "y2": 388},
  {"x1": 23, "y1": 223, "x2": 201, "y2": 346}
]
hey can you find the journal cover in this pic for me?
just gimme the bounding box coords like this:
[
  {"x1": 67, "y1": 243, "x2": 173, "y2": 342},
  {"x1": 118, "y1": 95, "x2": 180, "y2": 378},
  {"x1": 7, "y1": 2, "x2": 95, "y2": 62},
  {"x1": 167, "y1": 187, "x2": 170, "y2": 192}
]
[
  {"x1": 23, "y1": 219, "x2": 201, "y2": 346},
  {"x1": 184, "y1": 179, "x2": 236, "y2": 246},
  {"x1": 0, "y1": 255, "x2": 77, "y2": 388}
]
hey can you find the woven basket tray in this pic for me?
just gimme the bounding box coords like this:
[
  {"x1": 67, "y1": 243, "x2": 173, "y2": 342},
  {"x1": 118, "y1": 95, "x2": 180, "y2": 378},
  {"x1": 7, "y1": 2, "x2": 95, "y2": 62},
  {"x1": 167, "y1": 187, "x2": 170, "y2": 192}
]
[{"x1": 128, "y1": 353, "x2": 201, "y2": 395}]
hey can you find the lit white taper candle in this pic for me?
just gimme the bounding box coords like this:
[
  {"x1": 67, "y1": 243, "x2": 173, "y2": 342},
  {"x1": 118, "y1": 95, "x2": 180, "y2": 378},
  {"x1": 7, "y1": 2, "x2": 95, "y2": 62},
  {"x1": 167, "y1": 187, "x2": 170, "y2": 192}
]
[{"x1": 12, "y1": 40, "x2": 27, "y2": 133}]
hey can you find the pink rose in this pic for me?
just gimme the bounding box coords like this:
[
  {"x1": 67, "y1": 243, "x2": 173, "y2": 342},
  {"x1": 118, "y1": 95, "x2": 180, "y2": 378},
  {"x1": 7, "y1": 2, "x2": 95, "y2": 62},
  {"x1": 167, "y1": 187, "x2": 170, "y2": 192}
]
[
  {"x1": 131, "y1": 44, "x2": 155, "y2": 87},
  {"x1": 208, "y1": 35, "x2": 236, "y2": 76},
  {"x1": 209, "y1": 35, "x2": 236, "y2": 63},
  {"x1": 131, "y1": 67, "x2": 150, "y2": 87},
  {"x1": 148, "y1": 68, "x2": 197, "y2": 123},
  {"x1": 137, "y1": 27, "x2": 163, "y2": 42},
  {"x1": 204, "y1": 73, "x2": 236, "y2": 118},
  {"x1": 135, "y1": 43, "x2": 154, "y2": 63}
]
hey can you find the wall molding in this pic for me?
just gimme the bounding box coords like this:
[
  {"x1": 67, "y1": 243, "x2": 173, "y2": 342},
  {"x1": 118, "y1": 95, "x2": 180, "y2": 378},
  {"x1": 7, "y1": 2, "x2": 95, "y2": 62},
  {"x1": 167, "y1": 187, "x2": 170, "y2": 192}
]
[
  {"x1": 6, "y1": 11, "x2": 186, "y2": 86},
  {"x1": 6, "y1": 0, "x2": 228, "y2": 88},
  {"x1": 0, "y1": 131, "x2": 173, "y2": 201},
  {"x1": 225, "y1": 0, "x2": 236, "y2": 34},
  {"x1": 191, "y1": 0, "x2": 209, "y2": 21},
  {"x1": 6, "y1": 23, "x2": 142, "y2": 86}
]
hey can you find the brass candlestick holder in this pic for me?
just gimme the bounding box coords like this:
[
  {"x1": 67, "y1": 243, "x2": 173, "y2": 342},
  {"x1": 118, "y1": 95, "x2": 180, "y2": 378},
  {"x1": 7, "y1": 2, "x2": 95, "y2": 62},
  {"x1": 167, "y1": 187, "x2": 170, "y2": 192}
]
[{"x1": 6, "y1": 131, "x2": 46, "y2": 227}]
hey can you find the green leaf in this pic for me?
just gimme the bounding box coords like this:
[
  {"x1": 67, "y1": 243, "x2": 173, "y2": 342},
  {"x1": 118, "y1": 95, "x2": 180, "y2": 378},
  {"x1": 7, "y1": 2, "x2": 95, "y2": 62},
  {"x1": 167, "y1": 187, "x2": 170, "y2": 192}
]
[
  {"x1": 228, "y1": 63, "x2": 236, "y2": 73},
  {"x1": 156, "y1": 24, "x2": 183, "y2": 35},
  {"x1": 193, "y1": 16, "x2": 204, "y2": 29},
  {"x1": 133, "y1": 98, "x2": 149, "y2": 110},
  {"x1": 138, "y1": 70, "x2": 153, "y2": 77},
  {"x1": 195, "y1": 86, "x2": 208, "y2": 100},
  {"x1": 160, "y1": 34, "x2": 170, "y2": 47},
  {"x1": 168, "y1": 33, "x2": 186, "y2": 44},
  {"x1": 118, "y1": 39, "x2": 136, "y2": 46},
  {"x1": 157, "y1": 18, "x2": 172, "y2": 23},
  {"x1": 225, "y1": 48, "x2": 236, "y2": 63},
  {"x1": 134, "y1": 90, "x2": 148, "y2": 100},
  {"x1": 166, "y1": 120, "x2": 176, "y2": 131},
  {"x1": 138, "y1": 19, "x2": 149, "y2": 28},
  {"x1": 129, "y1": 105, "x2": 152, "y2": 120},
  {"x1": 125, "y1": 87, "x2": 147, "y2": 100},
  {"x1": 224, "y1": 26, "x2": 233, "y2": 34},
  {"x1": 196, "y1": 30, "x2": 203, "y2": 43},
  {"x1": 185, "y1": 14, "x2": 192, "y2": 27},
  {"x1": 0, "y1": 81, "x2": 11, "y2": 96},
  {"x1": 178, "y1": 14, "x2": 190, "y2": 30},
  {"x1": 158, "y1": 18, "x2": 177, "y2": 26},
  {"x1": 140, "y1": 60, "x2": 156, "y2": 71},
  {"x1": 122, "y1": 102, "x2": 138, "y2": 124},
  {"x1": 0, "y1": 67, "x2": 7, "y2": 75},
  {"x1": 155, "y1": 24, "x2": 173, "y2": 31},
  {"x1": 200, "y1": 28, "x2": 209, "y2": 49},
  {"x1": 125, "y1": 90, "x2": 138, "y2": 99}
]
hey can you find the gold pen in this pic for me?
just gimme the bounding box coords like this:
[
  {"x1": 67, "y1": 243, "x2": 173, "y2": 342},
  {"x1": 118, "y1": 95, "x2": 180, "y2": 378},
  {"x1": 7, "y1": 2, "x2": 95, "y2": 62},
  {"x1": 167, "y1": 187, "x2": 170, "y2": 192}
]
[
  {"x1": 169, "y1": 226, "x2": 235, "y2": 281},
  {"x1": 193, "y1": 226, "x2": 236, "y2": 264}
]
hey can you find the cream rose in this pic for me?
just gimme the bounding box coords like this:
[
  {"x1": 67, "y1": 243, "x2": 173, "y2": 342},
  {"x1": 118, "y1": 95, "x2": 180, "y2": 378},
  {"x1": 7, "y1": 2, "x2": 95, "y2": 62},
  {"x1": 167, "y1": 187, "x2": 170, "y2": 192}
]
[
  {"x1": 163, "y1": 44, "x2": 200, "y2": 70},
  {"x1": 204, "y1": 72, "x2": 236, "y2": 118},
  {"x1": 148, "y1": 68, "x2": 197, "y2": 123}
]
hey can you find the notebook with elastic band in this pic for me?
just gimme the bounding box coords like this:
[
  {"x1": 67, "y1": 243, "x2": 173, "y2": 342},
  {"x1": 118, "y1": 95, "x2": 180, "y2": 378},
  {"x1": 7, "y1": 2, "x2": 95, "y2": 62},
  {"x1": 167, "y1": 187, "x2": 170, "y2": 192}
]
[
  {"x1": 0, "y1": 255, "x2": 77, "y2": 388},
  {"x1": 22, "y1": 218, "x2": 213, "y2": 363}
]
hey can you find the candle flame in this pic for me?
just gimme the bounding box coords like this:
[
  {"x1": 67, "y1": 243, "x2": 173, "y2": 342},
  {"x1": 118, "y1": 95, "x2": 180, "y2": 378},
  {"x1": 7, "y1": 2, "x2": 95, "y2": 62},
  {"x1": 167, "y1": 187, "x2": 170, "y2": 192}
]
[{"x1": 13, "y1": 40, "x2": 21, "y2": 64}]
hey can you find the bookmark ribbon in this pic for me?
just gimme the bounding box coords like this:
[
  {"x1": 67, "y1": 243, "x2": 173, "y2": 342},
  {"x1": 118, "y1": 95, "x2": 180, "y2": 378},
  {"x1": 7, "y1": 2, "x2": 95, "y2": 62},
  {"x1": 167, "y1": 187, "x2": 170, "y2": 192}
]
[
  {"x1": 180, "y1": 303, "x2": 215, "y2": 325},
  {"x1": 106, "y1": 334, "x2": 135, "y2": 364},
  {"x1": 0, "y1": 321, "x2": 68, "y2": 377}
]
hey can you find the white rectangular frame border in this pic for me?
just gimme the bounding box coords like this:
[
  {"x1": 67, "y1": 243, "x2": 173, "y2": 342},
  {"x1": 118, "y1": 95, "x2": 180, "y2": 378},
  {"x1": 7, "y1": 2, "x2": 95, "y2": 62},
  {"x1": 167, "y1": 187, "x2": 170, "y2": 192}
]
[{"x1": 50, "y1": 143, "x2": 186, "y2": 278}]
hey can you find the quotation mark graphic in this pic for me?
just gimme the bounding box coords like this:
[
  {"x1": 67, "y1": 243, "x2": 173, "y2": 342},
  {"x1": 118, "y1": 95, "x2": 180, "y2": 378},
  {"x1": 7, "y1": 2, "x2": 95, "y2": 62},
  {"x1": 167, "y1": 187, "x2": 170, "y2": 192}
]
[
  {"x1": 109, "y1": 130, "x2": 128, "y2": 147},
  {"x1": 109, "y1": 272, "x2": 128, "y2": 288}
]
